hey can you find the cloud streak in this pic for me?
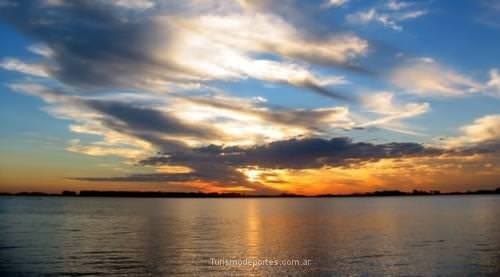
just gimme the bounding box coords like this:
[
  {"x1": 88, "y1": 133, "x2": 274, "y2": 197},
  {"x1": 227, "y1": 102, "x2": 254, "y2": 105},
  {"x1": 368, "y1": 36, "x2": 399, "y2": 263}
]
[
  {"x1": 359, "y1": 91, "x2": 429, "y2": 134},
  {"x1": 0, "y1": 58, "x2": 50, "y2": 77},
  {"x1": 390, "y1": 58, "x2": 500, "y2": 97},
  {"x1": 347, "y1": 1, "x2": 427, "y2": 31}
]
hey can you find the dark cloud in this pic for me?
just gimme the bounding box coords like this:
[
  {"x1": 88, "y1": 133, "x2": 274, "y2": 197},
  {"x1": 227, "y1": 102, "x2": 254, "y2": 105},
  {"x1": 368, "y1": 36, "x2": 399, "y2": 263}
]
[
  {"x1": 70, "y1": 161, "x2": 280, "y2": 193},
  {"x1": 86, "y1": 100, "x2": 219, "y2": 140},
  {"x1": 451, "y1": 141, "x2": 500, "y2": 156},
  {"x1": 72, "y1": 137, "x2": 443, "y2": 193},
  {"x1": 74, "y1": 161, "x2": 250, "y2": 187},
  {"x1": 300, "y1": 80, "x2": 355, "y2": 102},
  {"x1": 71, "y1": 173, "x2": 197, "y2": 183},
  {"x1": 82, "y1": 98, "x2": 231, "y2": 153},
  {"x1": 0, "y1": 0, "x2": 193, "y2": 88},
  {"x1": 141, "y1": 137, "x2": 443, "y2": 170},
  {"x1": 71, "y1": 136, "x2": 500, "y2": 192}
]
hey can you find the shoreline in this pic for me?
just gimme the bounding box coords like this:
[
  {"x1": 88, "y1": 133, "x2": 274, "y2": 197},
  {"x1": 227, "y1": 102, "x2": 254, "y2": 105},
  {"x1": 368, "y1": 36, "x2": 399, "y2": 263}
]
[{"x1": 1, "y1": 188, "x2": 499, "y2": 198}]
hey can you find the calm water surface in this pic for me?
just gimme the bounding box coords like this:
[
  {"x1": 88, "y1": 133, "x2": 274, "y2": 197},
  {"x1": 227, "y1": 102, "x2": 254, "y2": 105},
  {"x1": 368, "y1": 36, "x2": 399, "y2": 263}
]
[{"x1": 1, "y1": 196, "x2": 499, "y2": 276}]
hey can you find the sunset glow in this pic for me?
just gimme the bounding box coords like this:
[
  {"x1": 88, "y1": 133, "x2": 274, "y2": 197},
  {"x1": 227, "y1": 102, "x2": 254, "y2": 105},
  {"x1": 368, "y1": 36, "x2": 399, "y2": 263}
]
[{"x1": 0, "y1": 0, "x2": 499, "y2": 195}]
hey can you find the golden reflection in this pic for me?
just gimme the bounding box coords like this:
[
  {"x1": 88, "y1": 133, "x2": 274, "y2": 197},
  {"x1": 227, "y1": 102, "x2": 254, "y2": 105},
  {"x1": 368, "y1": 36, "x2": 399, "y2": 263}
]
[{"x1": 245, "y1": 199, "x2": 260, "y2": 258}]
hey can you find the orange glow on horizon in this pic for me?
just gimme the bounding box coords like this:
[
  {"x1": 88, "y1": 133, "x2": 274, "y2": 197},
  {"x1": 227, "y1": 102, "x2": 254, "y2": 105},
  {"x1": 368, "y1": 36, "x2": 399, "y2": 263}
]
[{"x1": 1, "y1": 155, "x2": 499, "y2": 195}]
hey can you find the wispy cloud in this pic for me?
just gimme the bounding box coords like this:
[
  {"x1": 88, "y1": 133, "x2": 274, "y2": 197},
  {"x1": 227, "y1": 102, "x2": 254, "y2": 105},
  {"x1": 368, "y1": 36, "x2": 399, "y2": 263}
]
[
  {"x1": 0, "y1": 58, "x2": 50, "y2": 77},
  {"x1": 359, "y1": 91, "x2": 429, "y2": 135},
  {"x1": 322, "y1": 0, "x2": 349, "y2": 9},
  {"x1": 390, "y1": 58, "x2": 500, "y2": 97},
  {"x1": 110, "y1": 0, "x2": 155, "y2": 10},
  {"x1": 386, "y1": 0, "x2": 411, "y2": 11},
  {"x1": 346, "y1": 1, "x2": 427, "y2": 31},
  {"x1": 391, "y1": 60, "x2": 479, "y2": 96}
]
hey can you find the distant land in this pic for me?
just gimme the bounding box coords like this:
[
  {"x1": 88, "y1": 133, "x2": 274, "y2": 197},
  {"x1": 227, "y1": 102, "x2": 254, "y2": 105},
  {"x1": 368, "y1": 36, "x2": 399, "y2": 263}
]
[{"x1": 0, "y1": 188, "x2": 499, "y2": 198}]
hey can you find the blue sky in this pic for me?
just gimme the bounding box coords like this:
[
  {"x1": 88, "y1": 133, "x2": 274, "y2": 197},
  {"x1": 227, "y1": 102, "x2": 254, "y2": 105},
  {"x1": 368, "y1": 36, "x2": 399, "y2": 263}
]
[{"x1": 0, "y1": 0, "x2": 499, "y2": 194}]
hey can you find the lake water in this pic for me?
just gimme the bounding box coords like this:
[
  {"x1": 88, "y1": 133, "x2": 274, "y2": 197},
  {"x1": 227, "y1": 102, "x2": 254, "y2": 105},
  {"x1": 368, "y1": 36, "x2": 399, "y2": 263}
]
[{"x1": 1, "y1": 196, "x2": 499, "y2": 276}]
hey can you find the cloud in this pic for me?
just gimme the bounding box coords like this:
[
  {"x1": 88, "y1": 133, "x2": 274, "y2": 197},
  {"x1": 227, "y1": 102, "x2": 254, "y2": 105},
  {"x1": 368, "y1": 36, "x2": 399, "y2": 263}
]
[
  {"x1": 1, "y1": 1, "x2": 172, "y2": 88},
  {"x1": 68, "y1": 136, "x2": 442, "y2": 192},
  {"x1": 0, "y1": 58, "x2": 50, "y2": 77},
  {"x1": 176, "y1": 14, "x2": 368, "y2": 65},
  {"x1": 14, "y1": 80, "x2": 489, "y2": 193},
  {"x1": 27, "y1": 44, "x2": 54, "y2": 57},
  {"x1": 85, "y1": 100, "x2": 221, "y2": 141},
  {"x1": 347, "y1": 9, "x2": 401, "y2": 31},
  {"x1": 10, "y1": 80, "x2": 435, "y2": 167},
  {"x1": 0, "y1": 0, "x2": 368, "y2": 98},
  {"x1": 141, "y1": 137, "x2": 442, "y2": 170},
  {"x1": 359, "y1": 91, "x2": 429, "y2": 134},
  {"x1": 1, "y1": 0, "x2": 498, "y2": 194},
  {"x1": 346, "y1": 1, "x2": 427, "y2": 31},
  {"x1": 486, "y1": 69, "x2": 500, "y2": 96},
  {"x1": 126, "y1": 133, "x2": 496, "y2": 191},
  {"x1": 71, "y1": 158, "x2": 280, "y2": 193},
  {"x1": 8, "y1": 83, "x2": 203, "y2": 156},
  {"x1": 386, "y1": 0, "x2": 410, "y2": 11},
  {"x1": 444, "y1": 114, "x2": 500, "y2": 148},
  {"x1": 173, "y1": 93, "x2": 355, "y2": 136},
  {"x1": 9, "y1": 82, "x2": 359, "y2": 162},
  {"x1": 390, "y1": 59, "x2": 483, "y2": 96},
  {"x1": 84, "y1": 163, "x2": 248, "y2": 186},
  {"x1": 110, "y1": 0, "x2": 155, "y2": 10},
  {"x1": 476, "y1": 0, "x2": 500, "y2": 29},
  {"x1": 71, "y1": 173, "x2": 197, "y2": 183},
  {"x1": 9, "y1": 83, "x2": 71, "y2": 103},
  {"x1": 67, "y1": 139, "x2": 144, "y2": 159},
  {"x1": 74, "y1": 133, "x2": 500, "y2": 193},
  {"x1": 398, "y1": 10, "x2": 426, "y2": 20},
  {"x1": 322, "y1": 0, "x2": 349, "y2": 8},
  {"x1": 162, "y1": 13, "x2": 366, "y2": 98},
  {"x1": 390, "y1": 59, "x2": 500, "y2": 97},
  {"x1": 362, "y1": 91, "x2": 429, "y2": 116}
]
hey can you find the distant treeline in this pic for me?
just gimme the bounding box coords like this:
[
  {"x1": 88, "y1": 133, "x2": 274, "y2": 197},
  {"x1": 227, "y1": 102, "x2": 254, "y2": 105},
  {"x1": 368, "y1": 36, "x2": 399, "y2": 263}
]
[
  {"x1": 316, "y1": 188, "x2": 500, "y2": 197},
  {"x1": 1, "y1": 188, "x2": 499, "y2": 198}
]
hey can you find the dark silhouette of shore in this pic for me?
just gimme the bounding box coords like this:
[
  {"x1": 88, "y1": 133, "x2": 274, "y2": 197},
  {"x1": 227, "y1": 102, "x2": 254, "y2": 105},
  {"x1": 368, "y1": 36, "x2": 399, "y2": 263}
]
[{"x1": 0, "y1": 188, "x2": 499, "y2": 198}]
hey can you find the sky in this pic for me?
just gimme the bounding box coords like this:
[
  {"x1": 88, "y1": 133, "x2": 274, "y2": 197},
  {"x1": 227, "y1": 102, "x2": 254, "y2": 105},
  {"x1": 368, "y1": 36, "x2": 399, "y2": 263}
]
[{"x1": 0, "y1": 0, "x2": 499, "y2": 195}]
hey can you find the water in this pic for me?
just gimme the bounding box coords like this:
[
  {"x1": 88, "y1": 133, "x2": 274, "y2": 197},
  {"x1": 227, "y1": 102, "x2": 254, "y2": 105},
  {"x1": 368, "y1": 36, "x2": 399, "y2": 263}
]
[{"x1": 1, "y1": 196, "x2": 499, "y2": 276}]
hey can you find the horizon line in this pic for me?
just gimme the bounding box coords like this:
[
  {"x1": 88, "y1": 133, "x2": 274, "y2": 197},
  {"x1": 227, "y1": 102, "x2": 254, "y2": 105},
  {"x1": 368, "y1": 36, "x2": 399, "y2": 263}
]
[{"x1": 1, "y1": 188, "x2": 499, "y2": 198}]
